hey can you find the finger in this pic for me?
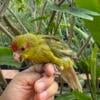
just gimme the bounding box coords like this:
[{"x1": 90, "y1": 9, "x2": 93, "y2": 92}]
[
  {"x1": 34, "y1": 76, "x2": 54, "y2": 93},
  {"x1": 23, "y1": 64, "x2": 43, "y2": 73},
  {"x1": 44, "y1": 82, "x2": 58, "y2": 98},
  {"x1": 14, "y1": 72, "x2": 41, "y2": 86},
  {"x1": 23, "y1": 63, "x2": 55, "y2": 76},
  {"x1": 43, "y1": 63, "x2": 55, "y2": 76},
  {"x1": 34, "y1": 82, "x2": 58, "y2": 100}
]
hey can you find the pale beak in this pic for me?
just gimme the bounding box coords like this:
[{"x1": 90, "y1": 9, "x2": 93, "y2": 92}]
[{"x1": 13, "y1": 52, "x2": 21, "y2": 62}]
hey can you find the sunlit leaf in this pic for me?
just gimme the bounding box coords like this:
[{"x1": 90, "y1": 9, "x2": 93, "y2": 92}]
[
  {"x1": 0, "y1": 47, "x2": 21, "y2": 68},
  {"x1": 90, "y1": 46, "x2": 98, "y2": 99},
  {"x1": 47, "y1": 1, "x2": 100, "y2": 20},
  {"x1": 56, "y1": 91, "x2": 91, "y2": 100},
  {"x1": 31, "y1": 15, "x2": 49, "y2": 22},
  {"x1": 72, "y1": 91, "x2": 91, "y2": 100},
  {"x1": 76, "y1": 0, "x2": 100, "y2": 48}
]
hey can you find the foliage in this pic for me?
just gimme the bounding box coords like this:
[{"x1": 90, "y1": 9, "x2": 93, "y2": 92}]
[
  {"x1": 0, "y1": 47, "x2": 20, "y2": 68},
  {"x1": 56, "y1": 91, "x2": 92, "y2": 100},
  {"x1": 76, "y1": 0, "x2": 100, "y2": 47}
]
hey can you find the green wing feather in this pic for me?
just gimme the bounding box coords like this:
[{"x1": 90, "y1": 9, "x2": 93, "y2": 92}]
[{"x1": 42, "y1": 35, "x2": 76, "y2": 58}]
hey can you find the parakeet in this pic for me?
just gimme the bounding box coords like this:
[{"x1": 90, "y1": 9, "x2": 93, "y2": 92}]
[{"x1": 11, "y1": 33, "x2": 82, "y2": 92}]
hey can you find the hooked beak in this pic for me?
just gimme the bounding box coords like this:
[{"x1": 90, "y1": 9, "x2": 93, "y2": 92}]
[{"x1": 13, "y1": 52, "x2": 22, "y2": 62}]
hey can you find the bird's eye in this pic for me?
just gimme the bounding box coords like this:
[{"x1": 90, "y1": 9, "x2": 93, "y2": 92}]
[{"x1": 21, "y1": 47, "x2": 25, "y2": 51}]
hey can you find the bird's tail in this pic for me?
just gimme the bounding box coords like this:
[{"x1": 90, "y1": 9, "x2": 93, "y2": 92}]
[{"x1": 61, "y1": 66, "x2": 82, "y2": 92}]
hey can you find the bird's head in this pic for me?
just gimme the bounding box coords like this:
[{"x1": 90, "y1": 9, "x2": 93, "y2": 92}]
[{"x1": 11, "y1": 35, "x2": 30, "y2": 62}]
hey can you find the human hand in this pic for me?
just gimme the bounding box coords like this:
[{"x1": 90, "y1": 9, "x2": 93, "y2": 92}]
[{"x1": 0, "y1": 63, "x2": 58, "y2": 100}]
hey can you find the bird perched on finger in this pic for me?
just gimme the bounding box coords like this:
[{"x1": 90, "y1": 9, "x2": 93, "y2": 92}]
[{"x1": 11, "y1": 33, "x2": 82, "y2": 92}]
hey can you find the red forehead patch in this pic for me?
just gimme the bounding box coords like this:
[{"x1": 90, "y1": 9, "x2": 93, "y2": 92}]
[
  {"x1": 11, "y1": 42, "x2": 18, "y2": 52},
  {"x1": 25, "y1": 42, "x2": 30, "y2": 48}
]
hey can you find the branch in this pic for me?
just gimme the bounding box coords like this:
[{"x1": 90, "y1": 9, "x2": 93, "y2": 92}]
[
  {"x1": 59, "y1": 0, "x2": 66, "y2": 5},
  {"x1": 0, "y1": 23, "x2": 14, "y2": 39},
  {"x1": 46, "y1": 0, "x2": 65, "y2": 33},
  {"x1": 59, "y1": 23, "x2": 94, "y2": 43},
  {"x1": 67, "y1": 0, "x2": 76, "y2": 46},
  {"x1": 3, "y1": 15, "x2": 22, "y2": 35},
  {"x1": 7, "y1": 8, "x2": 29, "y2": 33},
  {"x1": 29, "y1": 0, "x2": 35, "y2": 17},
  {"x1": 29, "y1": 0, "x2": 38, "y2": 32},
  {"x1": 54, "y1": 13, "x2": 63, "y2": 34},
  {"x1": 77, "y1": 35, "x2": 91, "y2": 58},
  {"x1": 0, "y1": 0, "x2": 10, "y2": 17},
  {"x1": 37, "y1": 1, "x2": 47, "y2": 33},
  {"x1": 46, "y1": 11, "x2": 56, "y2": 33},
  {"x1": 67, "y1": 16, "x2": 75, "y2": 45}
]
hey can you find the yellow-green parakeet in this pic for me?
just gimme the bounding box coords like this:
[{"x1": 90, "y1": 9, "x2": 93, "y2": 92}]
[{"x1": 11, "y1": 33, "x2": 82, "y2": 92}]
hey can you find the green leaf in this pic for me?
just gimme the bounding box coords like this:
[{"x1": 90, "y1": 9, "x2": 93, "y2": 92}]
[
  {"x1": 77, "y1": 8, "x2": 100, "y2": 16},
  {"x1": 76, "y1": 0, "x2": 100, "y2": 48},
  {"x1": 90, "y1": 46, "x2": 98, "y2": 99},
  {"x1": 66, "y1": 8, "x2": 94, "y2": 21},
  {"x1": 96, "y1": 67, "x2": 100, "y2": 78},
  {"x1": 55, "y1": 94, "x2": 75, "y2": 100},
  {"x1": 0, "y1": 47, "x2": 21, "y2": 68},
  {"x1": 31, "y1": 15, "x2": 49, "y2": 22},
  {"x1": 75, "y1": 0, "x2": 100, "y2": 12},
  {"x1": 56, "y1": 91, "x2": 91, "y2": 100},
  {"x1": 72, "y1": 91, "x2": 92, "y2": 100},
  {"x1": 47, "y1": 1, "x2": 100, "y2": 20}
]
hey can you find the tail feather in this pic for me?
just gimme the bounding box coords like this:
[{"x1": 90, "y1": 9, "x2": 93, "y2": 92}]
[{"x1": 61, "y1": 66, "x2": 82, "y2": 92}]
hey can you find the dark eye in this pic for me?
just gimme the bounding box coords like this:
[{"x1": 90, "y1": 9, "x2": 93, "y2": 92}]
[{"x1": 21, "y1": 47, "x2": 25, "y2": 51}]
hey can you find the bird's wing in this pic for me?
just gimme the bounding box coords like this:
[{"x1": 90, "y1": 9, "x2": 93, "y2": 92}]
[{"x1": 42, "y1": 35, "x2": 76, "y2": 58}]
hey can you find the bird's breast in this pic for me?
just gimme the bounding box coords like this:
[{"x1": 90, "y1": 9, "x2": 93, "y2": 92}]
[{"x1": 26, "y1": 46, "x2": 51, "y2": 63}]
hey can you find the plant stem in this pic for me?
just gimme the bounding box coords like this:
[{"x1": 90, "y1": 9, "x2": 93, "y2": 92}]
[
  {"x1": 37, "y1": 1, "x2": 47, "y2": 33},
  {"x1": 0, "y1": 0, "x2": 10, "y2": 17},
  {"x1": 90, "y1": 46, "x2": 97, "y2": 100},
  {"x1": 67, "y1": 16, "x2": 75, "y2": 46},
  {"x1": 3, "y1": 15, "x2": 21, "y2": 35},
  {"x1": 63, "y1": 14, "x2": 69, "y2": 39},
  {"x1": 60, "y1": 23, "x2": 94, "y2": 42},
  {"x1": 86, "y1": 73, "x2": 93, "y2": 99},
  {"x1": 67, "y1": 0, "x2": 75, "y2": 46},
  {"x1": 29, "y1": 0, "x2": 38, "y2": 32},
  {"x1": 46, "y1": 0, "x2": 65, "y2": 33},
  {"x1": 0, "y1": 23, "x2": 14, "y2": 39},
  {"x1": 77, "y1": 35, "x2": 91, "y2": 58},
  {"x1": 54, "y1": 13, "x2": 63, "y2": 34},
  {"x1": 7, "y1": 8, "x2": 29, "y2": 33},
  {"x1": 74, "y1": 26, "x2": 94, "y2": 43},
  {"x1": 46, "y1": 11, "x2": 56, "y2": 33}
]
